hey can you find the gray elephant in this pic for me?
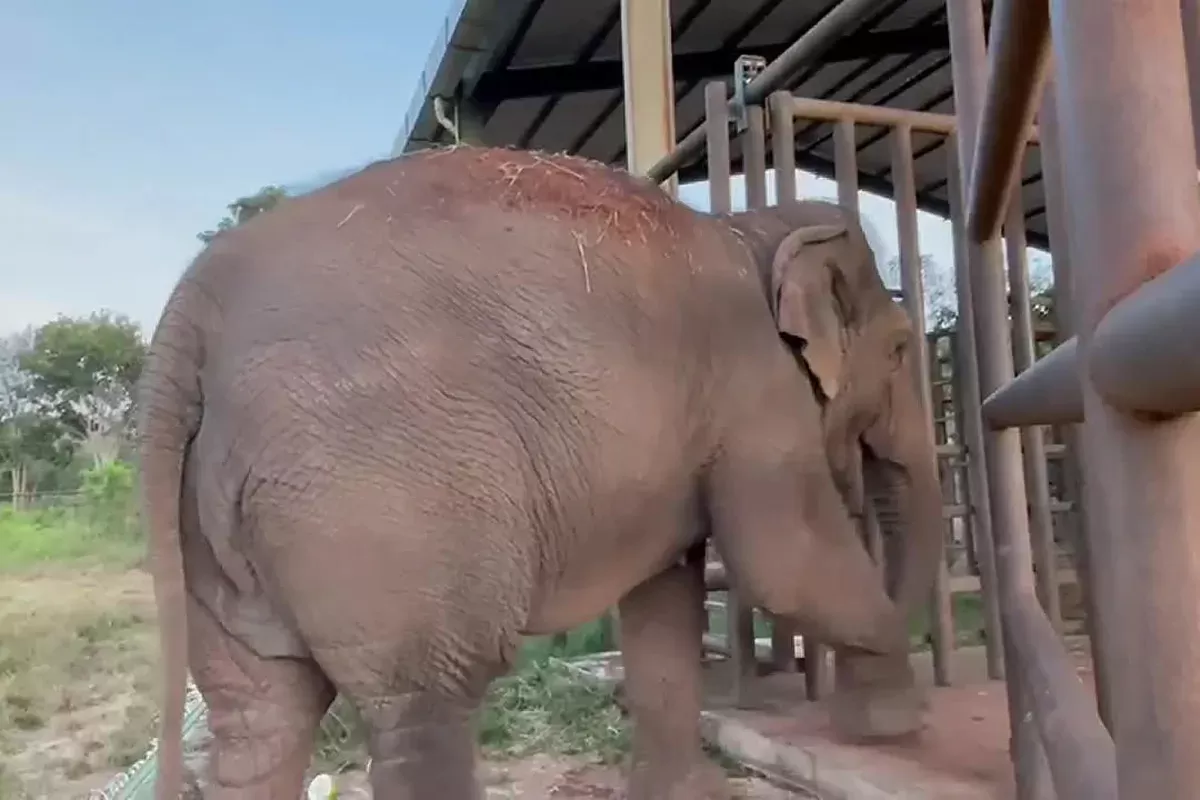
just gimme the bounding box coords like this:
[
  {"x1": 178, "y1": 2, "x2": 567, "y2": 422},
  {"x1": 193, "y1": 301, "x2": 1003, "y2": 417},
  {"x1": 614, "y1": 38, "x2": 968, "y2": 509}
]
[{"x1": 139, "y1": 146, "x2": 942, "y2": 800}]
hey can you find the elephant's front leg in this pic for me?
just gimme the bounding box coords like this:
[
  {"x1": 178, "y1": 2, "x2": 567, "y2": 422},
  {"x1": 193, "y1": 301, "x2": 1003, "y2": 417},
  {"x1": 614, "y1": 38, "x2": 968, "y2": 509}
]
[{"x1": 618, "y1": 548, "x2": 732, "y2": 800}]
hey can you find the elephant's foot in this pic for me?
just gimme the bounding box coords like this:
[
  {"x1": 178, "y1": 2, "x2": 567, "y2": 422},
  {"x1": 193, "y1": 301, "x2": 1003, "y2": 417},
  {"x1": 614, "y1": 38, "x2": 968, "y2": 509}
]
[
  {"x1": 187, "y1": 596, "x2": 335, "y2": 799},
  {"x1": 359, "y1": 691, "x2": 484, "y2": 800},
  {"x1": 628, "y1": 757, "x2": 733, "y2": 800},
  {"x1": 829, "y1": 649, "x2": 927, "y2": 742}
]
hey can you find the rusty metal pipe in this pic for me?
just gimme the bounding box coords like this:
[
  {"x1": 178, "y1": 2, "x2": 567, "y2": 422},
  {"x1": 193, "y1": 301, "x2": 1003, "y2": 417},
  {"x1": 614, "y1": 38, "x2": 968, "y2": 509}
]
[
  {"x1": 946, "y1": 134, "x2": 1005, "y2": 680},
  {"x1": 1005, "y1": 189, "x2": 1062, "y2": 630},
  {"x1": 787, "y1": 95, "x2": 1042, "y2": 140},
  {"x1": 964, "y1": 0, "x2": 1052, "y2": 241},
  {"x1": 1088, "y1": 249, "x2": 1200, "y2": 416},
  {"x1": 982, "y1": 337, "x2": 1083, "y2": 428},
  {"x1": 1051, "y1": 0, "x2": 1200, "y2": 794},
  {"x1": 703, "y1": 81, "x2": 758, "y2": 704},
  {"x1": 892, "y1": 125, "x2": 954, "y2": 686},
  {"x1": 1182, "y1": 0, "x2": 1200, "y2": 161},
  {"x1": 1004, "y1": 595, "x2": 1118, "y2": 799},
  {"x1": 946, "y1": 1, "x2": 1053, "y2": 795},
  {"x1": 1038, "y1": 73, "x2": 1114, "y2": 731}
]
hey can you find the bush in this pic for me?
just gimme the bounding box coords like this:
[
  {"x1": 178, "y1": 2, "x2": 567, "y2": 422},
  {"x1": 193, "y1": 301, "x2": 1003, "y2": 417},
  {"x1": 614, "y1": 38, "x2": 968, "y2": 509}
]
[
  {"x1": 81, "y1": 460, "x2": 140, "y2": 541},
  {"x1": 0, "y1": 460, "x2": 143, "y2": 571}
]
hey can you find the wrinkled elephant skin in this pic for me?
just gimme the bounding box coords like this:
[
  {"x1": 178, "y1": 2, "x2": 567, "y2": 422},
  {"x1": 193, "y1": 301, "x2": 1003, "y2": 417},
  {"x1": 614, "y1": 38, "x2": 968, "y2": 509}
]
[{"x1": 139, "y1": 148, "x2": 925, "y2": 800}]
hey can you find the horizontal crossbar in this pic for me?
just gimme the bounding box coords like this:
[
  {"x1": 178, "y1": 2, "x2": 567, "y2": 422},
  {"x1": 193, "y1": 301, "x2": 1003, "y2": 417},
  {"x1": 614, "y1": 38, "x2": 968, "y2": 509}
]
[
  {"x1": 983, "y1": 248, "x2": 1200, "y2": 427},
  {"x1": 786, "y1": 95, "x2": 1040, "y2": 142}
]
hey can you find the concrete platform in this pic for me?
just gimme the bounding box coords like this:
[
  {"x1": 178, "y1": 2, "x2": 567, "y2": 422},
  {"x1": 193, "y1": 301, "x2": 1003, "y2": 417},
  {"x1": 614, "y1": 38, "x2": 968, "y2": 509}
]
[{"x1": 698, "y1": 640, "x2": 1096, "y2": 799}]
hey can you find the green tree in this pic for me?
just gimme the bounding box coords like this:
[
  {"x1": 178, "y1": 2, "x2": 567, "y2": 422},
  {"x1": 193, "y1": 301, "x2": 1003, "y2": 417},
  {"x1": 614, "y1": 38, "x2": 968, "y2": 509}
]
[
  {"x1": 198, "y1": 185, "x2": 289, "y2": 243},
  {"x1": 18, "y1": 312, "x2": 147, "y2": 466},
  {"x1": 880, "y1": 254, "x2": 958, "y2": 332},
  {"x1": 0, "y1": 330, "x2": 73, "y2": 505}
]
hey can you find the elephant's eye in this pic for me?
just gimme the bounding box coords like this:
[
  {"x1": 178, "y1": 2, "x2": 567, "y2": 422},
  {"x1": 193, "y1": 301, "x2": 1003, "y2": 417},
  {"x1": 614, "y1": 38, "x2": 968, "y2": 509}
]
[{"x1": 888, "y1": 336, "x2": 908, "y2": 366}]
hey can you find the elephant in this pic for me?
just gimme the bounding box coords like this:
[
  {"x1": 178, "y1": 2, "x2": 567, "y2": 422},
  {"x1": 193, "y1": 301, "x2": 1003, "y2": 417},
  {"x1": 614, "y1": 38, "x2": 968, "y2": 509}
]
[
  {"x1": 723, "y1": 201, "x2": 944, "y2": 729},
  {"x1": 138, "y1": 146, "x2": 941, "y2": 800}
]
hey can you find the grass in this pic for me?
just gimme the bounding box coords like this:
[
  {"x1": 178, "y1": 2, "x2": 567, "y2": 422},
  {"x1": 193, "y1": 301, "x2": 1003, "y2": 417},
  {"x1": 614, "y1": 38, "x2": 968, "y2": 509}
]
[
  {"x1": 0, "y1": 501, "x2": 158, "y2": 798},
  {"x1": 0, "y1": 505, "x2": 143, "y2": 573},
  {"x1": 313, "y1": 617, "x2": 629, "y2": 775},
  {"x1": 478, "y1": 657, "x2": 629, "y2": 762},
  {"x1": 0, "y1": 494, "x2": 999, "y2": 796}
]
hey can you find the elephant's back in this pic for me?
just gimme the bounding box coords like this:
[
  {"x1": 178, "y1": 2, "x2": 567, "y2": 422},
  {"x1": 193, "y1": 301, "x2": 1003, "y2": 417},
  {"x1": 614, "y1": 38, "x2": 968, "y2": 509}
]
[{"x1": 181, "y1": 147, "x2": 747, "y2": 502}]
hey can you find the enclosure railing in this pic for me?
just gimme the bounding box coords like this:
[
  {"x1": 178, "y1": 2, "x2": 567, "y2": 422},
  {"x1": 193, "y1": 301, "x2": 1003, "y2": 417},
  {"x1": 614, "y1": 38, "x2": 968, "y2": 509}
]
[
  {"x1": 642, "y1": 1, "x2": 1134, "y2": 791},
  {"x1": 695, "y1": 86, "x2": 1077, "y2": 700},
  {"x1": 955, "y1": 0, "x2": 1200, "y2": 796},
  {"x1": 667, "y1": 78, "x2": 1088, "y2": 712}
]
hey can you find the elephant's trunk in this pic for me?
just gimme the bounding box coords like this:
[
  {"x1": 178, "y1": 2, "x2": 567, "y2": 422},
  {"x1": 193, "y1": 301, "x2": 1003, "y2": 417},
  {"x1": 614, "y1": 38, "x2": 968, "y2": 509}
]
[
  {"x1": 864, "y1": 376, "x2": 944, "y2": 624},
  {"x1": 824, "y1": 375, "x2": 944, "y2": 742}
]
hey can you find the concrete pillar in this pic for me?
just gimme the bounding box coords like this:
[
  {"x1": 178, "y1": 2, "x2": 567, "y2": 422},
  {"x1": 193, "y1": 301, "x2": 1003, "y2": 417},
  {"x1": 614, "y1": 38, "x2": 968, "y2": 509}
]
[{"x1": 620, "y1": 0, "x2": 677, "y2": 195}]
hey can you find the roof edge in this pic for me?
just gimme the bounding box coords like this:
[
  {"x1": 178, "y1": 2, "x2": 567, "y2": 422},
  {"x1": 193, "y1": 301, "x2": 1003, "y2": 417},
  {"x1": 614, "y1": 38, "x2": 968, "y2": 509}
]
[{"x1": 392, "y1": 0, "x2": 525, "y2": 156}]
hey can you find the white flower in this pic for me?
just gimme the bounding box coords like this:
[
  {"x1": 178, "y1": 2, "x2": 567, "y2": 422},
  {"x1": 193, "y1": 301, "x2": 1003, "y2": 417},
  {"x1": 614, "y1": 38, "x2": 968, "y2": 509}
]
[{"x1": 306, "y1": 773, "x2": 338, "y2": 800}]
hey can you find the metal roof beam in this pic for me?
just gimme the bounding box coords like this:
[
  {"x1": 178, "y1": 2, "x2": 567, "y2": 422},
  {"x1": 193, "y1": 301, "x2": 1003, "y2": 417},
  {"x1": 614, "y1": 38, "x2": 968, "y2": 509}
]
[{"x1": 472, "y1": 24, "x2": 950, "y2": 103}]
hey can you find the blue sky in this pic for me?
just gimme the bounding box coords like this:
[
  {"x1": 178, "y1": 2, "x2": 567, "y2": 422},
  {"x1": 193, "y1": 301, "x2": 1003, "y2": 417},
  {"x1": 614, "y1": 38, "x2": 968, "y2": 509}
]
[{"x1": 0, "y1": 0, "x2": 1048, "y2": 337}]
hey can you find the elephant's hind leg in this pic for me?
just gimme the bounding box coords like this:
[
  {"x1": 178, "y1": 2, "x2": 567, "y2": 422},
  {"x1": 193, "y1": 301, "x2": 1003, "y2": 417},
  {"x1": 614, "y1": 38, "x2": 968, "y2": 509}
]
[
  {"x1": 619, "y1": 547, "x2": 732, "y2": 800},
  {"x1": 187, "y1": 594, "x2": 334, "y2": 799},
  {"x1": 354, "y1": 687, "x2": 484, "y2": 800},
  {"x1": 310, "y1": 620, "x2": 513, "y2": 799}
]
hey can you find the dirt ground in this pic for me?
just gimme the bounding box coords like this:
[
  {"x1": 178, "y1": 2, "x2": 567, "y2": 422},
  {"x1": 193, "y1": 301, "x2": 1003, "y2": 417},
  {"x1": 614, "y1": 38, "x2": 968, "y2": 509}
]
[
  {"x1": 0, "y1": 568, "x2": 160, "y2": 799},
  {"x1": 0, "y1": 568, "x2": 806, "y2": 799},
  {"x1": 324, "y1": 757, "x2": 805, "y2": 798}
]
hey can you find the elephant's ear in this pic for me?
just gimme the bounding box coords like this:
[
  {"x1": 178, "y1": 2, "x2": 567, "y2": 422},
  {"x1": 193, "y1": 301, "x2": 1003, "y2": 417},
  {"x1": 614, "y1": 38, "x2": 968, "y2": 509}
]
[{"x1": 771, "y1": 223, "x2": 852, "y2": 401}]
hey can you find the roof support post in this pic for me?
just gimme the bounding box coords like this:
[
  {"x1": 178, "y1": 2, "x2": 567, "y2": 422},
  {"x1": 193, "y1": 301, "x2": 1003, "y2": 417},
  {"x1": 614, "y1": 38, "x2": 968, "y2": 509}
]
[{"x1": 620, "y1": 0, "x2": 677, "y2": 195}]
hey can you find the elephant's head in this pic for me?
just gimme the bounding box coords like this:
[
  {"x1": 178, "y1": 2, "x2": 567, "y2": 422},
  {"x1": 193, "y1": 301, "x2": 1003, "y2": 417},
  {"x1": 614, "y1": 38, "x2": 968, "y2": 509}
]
[{"x1": 724, "y1": 200, "x2": 943, "y2": 737}]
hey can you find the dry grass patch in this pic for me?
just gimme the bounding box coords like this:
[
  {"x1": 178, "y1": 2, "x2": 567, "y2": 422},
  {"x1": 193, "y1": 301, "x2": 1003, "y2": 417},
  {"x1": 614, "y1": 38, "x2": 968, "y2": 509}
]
[{"x1": 0, "y1": 568, "x2": 159, "y2": 799}]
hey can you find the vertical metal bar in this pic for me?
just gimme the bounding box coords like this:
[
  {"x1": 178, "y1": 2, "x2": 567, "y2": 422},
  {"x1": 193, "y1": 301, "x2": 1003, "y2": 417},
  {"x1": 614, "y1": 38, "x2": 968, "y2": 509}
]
[
  {"x1": 948, "y1": 329, "x2": 979, "y2": 577},
  {"x1": 1181, "y1": 0, "x2": 1200, "y2": 161},
  {"x1": 705, "y1": 81, "x2": 757, "y2": 705},
  {"x1": 947, "y1": 2, "x2": 1055, "y2": 792},
  {"x1": 818, "y1": 115, "x2": 864, "y2": 703},
  {"x1": 946, "y1": 137, "x2": 1005, "y2": 679},
  {"x1": 964, "y1": 0, "x2": 1052, "y2": 241},
  {"x1": 768, "y1": 93, "x2": 800, "y2": 676},
  {"x1": 743, "y1": 99, "x2": 796, "y2": 677},
  {"x1": 705, "y1": 82, "x2": 732, "y2": 215},
  {"x1": 1038, "y1": 75, "x2": 1113, "y2": 730},
  {"x1": 743, "y1": 105, "x2": 768, "y2": 210},
  {"x1": 1050, "y1": 0, "x2": 1200, "y2": 794},
  {"x1": 833, "y1": 118, "x2": 859, "y2": 215},
  {"x1": 893, "y1": 124, "x2": 954, "y2": 687},
  {"x1": 770, "y1": 92, "x2": 797, "y2": 203},
  {"x1": 619, "y1": 0, "x2": 677, "y2": 195},
  {"x1": 1004, "y1": 184, "x2": 1062, "y2": 632}
]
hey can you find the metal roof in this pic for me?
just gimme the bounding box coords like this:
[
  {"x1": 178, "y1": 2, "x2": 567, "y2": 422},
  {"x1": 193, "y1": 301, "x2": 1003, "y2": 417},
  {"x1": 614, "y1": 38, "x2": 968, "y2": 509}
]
[{"x1": 395, "y1": 0, "x2": 1049, "y2": 250}]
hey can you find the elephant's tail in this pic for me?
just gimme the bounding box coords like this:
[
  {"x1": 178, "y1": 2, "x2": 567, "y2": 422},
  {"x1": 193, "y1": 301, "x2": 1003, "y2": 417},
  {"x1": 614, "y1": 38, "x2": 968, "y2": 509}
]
[{"x1": 137, "y1": 284, "x2": 205, "y2": 800}]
